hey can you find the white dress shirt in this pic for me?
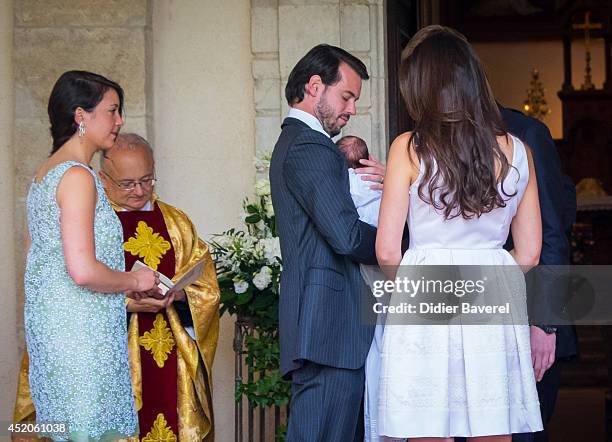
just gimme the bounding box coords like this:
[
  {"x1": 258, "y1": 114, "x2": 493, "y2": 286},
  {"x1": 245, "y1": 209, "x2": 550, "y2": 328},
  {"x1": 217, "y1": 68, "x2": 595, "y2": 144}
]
[{"x1": 287, "y1": 107, "x2": 329, "y2": 138}]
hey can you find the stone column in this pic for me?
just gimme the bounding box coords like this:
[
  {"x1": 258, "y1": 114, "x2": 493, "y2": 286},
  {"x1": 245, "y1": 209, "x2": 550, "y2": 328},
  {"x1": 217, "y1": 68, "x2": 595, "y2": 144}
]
[
  {"x1": 252, "y1": 0, "x2": 387, "y2": 161},
  {"x1": 151, "y1": 2, "x2": 255, "y2": 440},
  {"x1": 0, "y1": 0, "x2": 18, "y2": 421}
]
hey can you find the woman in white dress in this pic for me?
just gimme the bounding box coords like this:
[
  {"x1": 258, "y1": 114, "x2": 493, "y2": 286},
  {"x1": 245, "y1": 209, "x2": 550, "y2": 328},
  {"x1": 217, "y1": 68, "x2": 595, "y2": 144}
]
[{"x1": 374, "y1": 26, "x2": 544, "y2": 441}]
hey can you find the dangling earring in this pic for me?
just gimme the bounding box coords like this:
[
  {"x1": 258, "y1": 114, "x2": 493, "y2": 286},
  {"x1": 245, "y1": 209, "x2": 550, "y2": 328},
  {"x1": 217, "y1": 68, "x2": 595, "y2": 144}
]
[{"x1": 78, "y1": 121, "x2": 86, "y2": 137}]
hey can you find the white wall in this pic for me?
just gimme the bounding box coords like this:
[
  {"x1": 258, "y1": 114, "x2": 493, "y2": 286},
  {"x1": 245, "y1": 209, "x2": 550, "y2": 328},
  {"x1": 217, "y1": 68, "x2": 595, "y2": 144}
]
[
  {"x1": 0, "y1": 0, "x2": 18, "y2": 422},
  {"x1": 151, "y1": 1, "x2": 255, "y2": 440},
  {"x1": 474, "y1": 39, "x2": 606, "y2": 139}
]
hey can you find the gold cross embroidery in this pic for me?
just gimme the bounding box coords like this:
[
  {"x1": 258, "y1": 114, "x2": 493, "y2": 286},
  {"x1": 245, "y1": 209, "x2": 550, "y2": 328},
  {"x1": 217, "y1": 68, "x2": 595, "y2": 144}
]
[
  {"x1": 142, "y1": 413, "x2": 177, "y2": 442},
  {"x1": 124, "y1": 221, "x2": 171, "y2": 270},
  {"x1": 139, "y1": 313, "x2": 175, "y2": 368}
]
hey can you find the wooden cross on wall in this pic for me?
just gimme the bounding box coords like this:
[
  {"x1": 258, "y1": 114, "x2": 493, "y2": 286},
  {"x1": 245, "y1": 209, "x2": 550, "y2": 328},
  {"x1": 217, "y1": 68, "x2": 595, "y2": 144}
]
[
  {"x1": 573, "y1": 11, "x2": 603, "y2": 90},
  {"x1": 573, "y1": 11, "x2": 603, "y2": 49}
]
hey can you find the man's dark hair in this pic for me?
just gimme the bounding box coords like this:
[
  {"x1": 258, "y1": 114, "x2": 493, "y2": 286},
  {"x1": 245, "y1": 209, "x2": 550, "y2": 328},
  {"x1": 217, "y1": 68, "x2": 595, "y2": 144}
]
[{"x1": 285, "y1": 44, "x2": 369, "y2": 105}]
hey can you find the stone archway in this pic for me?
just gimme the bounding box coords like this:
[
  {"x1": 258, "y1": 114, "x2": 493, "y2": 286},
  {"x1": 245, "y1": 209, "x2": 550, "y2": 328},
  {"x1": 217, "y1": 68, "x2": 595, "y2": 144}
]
[{"x1": 250, "y1": 0, "x2": 389, "y2": 160}]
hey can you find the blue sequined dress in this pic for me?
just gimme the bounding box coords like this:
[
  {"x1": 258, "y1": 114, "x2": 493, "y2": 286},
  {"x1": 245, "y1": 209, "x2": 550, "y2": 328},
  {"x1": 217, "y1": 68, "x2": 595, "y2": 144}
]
[{"x1": 24, "y1": 161, "x2": 138, "y2": 441}]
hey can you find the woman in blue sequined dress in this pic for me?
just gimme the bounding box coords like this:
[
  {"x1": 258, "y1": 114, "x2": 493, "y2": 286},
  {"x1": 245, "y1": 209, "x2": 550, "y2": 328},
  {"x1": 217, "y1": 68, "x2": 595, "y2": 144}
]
[{"x1": 24, "y1": 71, "x2": 160, "y2": 441}]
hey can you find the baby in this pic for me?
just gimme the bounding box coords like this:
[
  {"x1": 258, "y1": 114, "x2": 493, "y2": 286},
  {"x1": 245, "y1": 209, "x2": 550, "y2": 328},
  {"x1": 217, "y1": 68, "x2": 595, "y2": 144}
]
[
  {"x1": 337, "y1": 135, "x2": 385, "y2": 441},
  {"x1": 336, "y1": 135, "x2": 381, "y2": 227}
]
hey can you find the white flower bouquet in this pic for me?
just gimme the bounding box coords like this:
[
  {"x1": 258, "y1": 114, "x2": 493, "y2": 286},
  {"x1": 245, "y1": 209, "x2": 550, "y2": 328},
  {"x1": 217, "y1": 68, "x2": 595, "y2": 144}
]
[
  {"x1": 210, "y1": 153, "x2": 282, "y2": 330},
  {"x1": 210, "y1": 153, "x2": 291, "y2": 412}
]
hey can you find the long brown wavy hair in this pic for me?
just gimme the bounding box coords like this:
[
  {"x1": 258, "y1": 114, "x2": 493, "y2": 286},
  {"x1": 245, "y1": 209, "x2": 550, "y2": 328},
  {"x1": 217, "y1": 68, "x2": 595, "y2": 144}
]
[{"x1": 399, "y1": 25, "x2": 515, "y2": 220}]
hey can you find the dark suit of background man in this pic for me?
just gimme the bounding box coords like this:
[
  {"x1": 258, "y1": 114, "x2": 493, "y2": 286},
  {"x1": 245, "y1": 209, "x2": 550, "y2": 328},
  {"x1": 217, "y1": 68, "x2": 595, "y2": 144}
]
[
  {"x1": 270, "y1": 44, "x2": 385, "y2": 441},
  {"x1": 455, "y1": 109, "x2": 578, "y2": 442},
  {"x1": 503, "y1": 107, "x2": 578, "y2": 442}
]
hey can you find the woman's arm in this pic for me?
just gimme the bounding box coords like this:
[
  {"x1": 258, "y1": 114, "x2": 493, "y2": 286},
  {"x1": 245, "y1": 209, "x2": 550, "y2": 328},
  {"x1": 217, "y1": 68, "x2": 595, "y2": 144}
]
[
  {"x1": 57, "y1": 166, "x2": 158, "y2": 293},
  {"x1": 376, "y1": 133, "x2": 419, "y2": 278},
  {"x1": 509, "y1": 145, "x2": 542, "y2": 272}
]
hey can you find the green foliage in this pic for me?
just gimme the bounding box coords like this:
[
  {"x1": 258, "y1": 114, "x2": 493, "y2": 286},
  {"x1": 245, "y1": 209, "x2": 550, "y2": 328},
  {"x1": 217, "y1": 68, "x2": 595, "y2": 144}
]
[
  {"x1": 236, "y1": 332, "x2": 291, "y2": 408},
  {"x1": 210, "y1": 171, "x2": 290, "y2": 439}
]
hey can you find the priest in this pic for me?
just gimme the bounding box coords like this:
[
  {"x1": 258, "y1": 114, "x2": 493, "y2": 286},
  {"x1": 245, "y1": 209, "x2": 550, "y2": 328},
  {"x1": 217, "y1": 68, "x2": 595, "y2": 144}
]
[{"x1": 14, "y1": 133, "x2": 220, "y2": 441}]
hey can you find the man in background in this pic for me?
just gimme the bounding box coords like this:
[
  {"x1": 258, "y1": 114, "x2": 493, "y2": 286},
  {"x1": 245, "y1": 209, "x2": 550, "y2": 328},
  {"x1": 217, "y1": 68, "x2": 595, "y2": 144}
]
[{"x1": 501, "y1": 107, "x2": 578, "y2": 442}]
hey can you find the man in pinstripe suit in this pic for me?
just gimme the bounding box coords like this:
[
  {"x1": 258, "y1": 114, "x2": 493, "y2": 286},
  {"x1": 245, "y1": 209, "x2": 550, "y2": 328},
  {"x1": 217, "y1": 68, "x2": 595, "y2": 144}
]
[{"x1": 270, "y1": 44, "x2": 385, "y2": 441}]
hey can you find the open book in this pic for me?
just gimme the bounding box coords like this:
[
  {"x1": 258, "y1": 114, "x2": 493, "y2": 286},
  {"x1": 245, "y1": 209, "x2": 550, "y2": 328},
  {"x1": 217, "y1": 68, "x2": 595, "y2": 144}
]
[{"x1": 131, "y1": 259, "x2": 205, "y2": 296}]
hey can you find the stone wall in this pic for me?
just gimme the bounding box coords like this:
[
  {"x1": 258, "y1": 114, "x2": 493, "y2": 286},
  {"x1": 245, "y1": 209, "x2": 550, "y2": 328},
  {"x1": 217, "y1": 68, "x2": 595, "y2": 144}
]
[
  {"x1": 150, "y1": 2, "x2": 255, "y2": 440},
  {"x1": 2, "y1": 1, "x2": 386, "y2": 433},
  {"x1": 0, "y1": 0, "x2": 17, "y2": 422},
  {"x1": 4, "y1": 3, "x2": 255, "y2": 439},
  {"x1": 12, "y1": 0, "x2": 150, "y2": 347},
  {"x1": 251, "y1": 0, "x2": 388, "y2": 160}
]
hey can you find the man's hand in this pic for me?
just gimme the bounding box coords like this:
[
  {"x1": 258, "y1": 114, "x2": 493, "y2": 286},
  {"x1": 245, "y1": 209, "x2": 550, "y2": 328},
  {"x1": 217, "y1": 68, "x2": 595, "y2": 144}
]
[
  {"x1": 530, "y1": 325, "x2": 556, "y2": 382},
  {"x1": 126, "y1": 285, "x2": 163, "y2": 301},
  {"x1": 127, "y1": 291, "x2": 176, "y2": 313},
  {"x1": 171, "y1": 289, "x2": 187, "y2": 302},
  {"x1": 354, "y1": 155, "x2": 386, "y2": 190},
  {"x1": 166, "y1": 288, "x2": 186, "y2": 302}
]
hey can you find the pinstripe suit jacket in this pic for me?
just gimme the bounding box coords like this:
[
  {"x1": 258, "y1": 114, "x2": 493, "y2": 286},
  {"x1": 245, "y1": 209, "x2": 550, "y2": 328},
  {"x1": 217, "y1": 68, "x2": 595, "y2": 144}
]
[{"x1": 270, "y1": 117, "x2": 378, "y2": 377}]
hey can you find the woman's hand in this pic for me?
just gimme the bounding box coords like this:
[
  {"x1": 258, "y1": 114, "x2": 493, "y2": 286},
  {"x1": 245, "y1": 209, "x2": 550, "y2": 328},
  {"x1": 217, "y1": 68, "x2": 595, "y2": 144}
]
[{"x1": 132, "y1": 267, "x2": 161, "y2": 292}]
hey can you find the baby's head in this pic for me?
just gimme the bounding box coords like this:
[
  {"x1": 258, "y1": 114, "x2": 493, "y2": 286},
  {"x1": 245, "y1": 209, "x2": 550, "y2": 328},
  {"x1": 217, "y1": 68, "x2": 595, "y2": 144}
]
[{"x1": 336, "y1": 136, "x2": 369, "y2": 169}]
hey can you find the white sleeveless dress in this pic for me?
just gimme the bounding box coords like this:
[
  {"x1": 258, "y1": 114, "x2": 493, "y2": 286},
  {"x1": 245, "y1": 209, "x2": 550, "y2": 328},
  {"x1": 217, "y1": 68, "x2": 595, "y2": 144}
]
[{"x1": 374, "y1": 135, "x2": 543, "y2": 439}]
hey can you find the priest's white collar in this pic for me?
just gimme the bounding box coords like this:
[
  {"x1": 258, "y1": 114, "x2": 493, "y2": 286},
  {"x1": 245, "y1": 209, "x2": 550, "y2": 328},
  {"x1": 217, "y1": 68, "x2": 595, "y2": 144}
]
[
  {"x1": 116, "y1": 200, "x2": 153, "y2": 212},
  {"x1": 287, "y1": 108, "x2": 330, "y2": 138}
]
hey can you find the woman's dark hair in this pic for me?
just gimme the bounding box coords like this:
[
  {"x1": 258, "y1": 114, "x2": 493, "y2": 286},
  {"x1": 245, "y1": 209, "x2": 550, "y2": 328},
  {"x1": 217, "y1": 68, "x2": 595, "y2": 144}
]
[
  {"x1": 48, "y1": 70, "x2": 124, "y2": 154},
  {"x1": 400, "y1": 25, "x2": 514, "y2": 220},
  {"x1": 285, "y1": 44, "x2": 369, "y2": 105}
]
